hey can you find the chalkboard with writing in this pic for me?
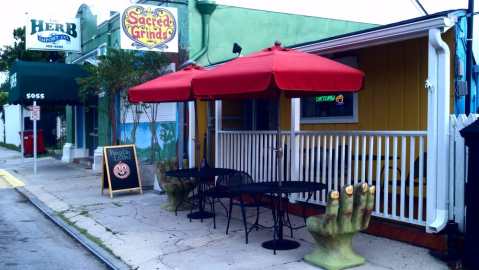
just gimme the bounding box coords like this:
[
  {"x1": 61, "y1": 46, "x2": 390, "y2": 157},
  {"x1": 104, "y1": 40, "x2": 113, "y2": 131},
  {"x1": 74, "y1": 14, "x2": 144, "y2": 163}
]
[{"x1": 102, "y1": 145, "x2": 142, "y2": 198}]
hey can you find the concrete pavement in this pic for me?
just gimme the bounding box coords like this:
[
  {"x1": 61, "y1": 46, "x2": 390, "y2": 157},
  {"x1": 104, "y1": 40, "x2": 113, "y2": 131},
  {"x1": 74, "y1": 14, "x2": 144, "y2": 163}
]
[{"x1": 0, "y1": 147, "x2": 448, "y2": 270}]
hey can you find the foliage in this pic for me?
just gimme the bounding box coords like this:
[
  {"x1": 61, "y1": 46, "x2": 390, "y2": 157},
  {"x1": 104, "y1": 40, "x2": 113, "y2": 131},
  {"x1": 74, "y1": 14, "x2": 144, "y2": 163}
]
[
  {"x1": 0, "y1": 142, "x2": 20, "y2": 151},
  {"x1": 77, "y1": 48, "x2": 169, "y2": 144},
  {"x1": 0, "y1": 91, "x2": 8, "y2": 105},
  {"x1": 0, "y1": 27, "x2": 64, "y2": 71},
  {"x1": 77, "y1": 48, "x2": 169, "y2": 99}
]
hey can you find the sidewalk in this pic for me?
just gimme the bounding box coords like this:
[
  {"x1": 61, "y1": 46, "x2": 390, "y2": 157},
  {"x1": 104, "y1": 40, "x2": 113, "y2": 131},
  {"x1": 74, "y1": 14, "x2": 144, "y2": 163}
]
[{"x1": 0, "y1": 147, "x2": 448, "y2": 270}]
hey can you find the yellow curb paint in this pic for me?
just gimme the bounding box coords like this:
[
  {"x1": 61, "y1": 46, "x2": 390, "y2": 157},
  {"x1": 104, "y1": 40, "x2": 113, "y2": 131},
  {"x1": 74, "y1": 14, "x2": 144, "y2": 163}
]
[{"x1": 0, "y1": 169, "x2": 25, "y2": 187}]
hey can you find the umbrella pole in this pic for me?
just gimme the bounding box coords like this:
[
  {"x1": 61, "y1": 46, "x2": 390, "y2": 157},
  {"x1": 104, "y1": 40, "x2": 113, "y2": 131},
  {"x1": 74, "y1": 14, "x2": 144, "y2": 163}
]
[
  {"x1": 276, "y1": 95, "x2": 282, "y2": 185},
  {"x1": 194, "y1": 100, "x2": 200, "y2": 168}
]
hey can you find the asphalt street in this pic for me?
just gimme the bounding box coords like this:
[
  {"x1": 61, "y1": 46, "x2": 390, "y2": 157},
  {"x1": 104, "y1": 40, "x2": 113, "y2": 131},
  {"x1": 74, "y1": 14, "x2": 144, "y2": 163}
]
[{"x1": 0, "y1": 184, "x2": 108, "y2": 270}]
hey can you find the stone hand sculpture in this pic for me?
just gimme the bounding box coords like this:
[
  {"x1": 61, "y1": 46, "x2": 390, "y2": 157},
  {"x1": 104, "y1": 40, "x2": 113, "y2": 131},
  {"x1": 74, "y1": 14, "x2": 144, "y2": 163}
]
[
  {"x1": 156, "y1": 159, "x2": 195, "y2": 212},
  {"x1": 304, "y1": 183, "x2": 375, "y2": 270}
]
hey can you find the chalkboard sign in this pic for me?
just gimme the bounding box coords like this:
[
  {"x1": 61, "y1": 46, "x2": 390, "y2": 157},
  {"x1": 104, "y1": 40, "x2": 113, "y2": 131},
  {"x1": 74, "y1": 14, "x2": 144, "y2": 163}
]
[{"x1": 102, "y1": 145, "x2": 143, "y2": 198}]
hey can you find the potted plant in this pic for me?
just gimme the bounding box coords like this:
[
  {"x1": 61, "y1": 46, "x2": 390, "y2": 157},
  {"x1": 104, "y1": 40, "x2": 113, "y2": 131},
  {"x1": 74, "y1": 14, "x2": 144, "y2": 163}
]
[{"x1": 156, "y1": 159, "x2": 194, "y2": 211}]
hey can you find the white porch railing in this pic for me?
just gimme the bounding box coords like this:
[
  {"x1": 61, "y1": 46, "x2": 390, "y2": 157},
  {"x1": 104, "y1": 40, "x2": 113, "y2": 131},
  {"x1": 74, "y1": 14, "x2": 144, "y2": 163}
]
[{"x1": 217, "y1": 130, "x2": 427, "y2": 226}]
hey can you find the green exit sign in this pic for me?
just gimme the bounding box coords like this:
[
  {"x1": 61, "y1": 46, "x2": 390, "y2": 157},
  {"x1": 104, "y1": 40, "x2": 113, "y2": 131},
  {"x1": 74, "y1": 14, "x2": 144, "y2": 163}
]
[{"x1": 315, "y1": 95, "x2": 336, "y2": 102}]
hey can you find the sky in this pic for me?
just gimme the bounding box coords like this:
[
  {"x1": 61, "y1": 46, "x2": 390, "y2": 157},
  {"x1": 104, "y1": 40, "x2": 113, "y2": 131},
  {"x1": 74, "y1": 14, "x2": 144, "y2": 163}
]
[{"x1": 0, "y1": 0, "x2": 474, "y2": 48}]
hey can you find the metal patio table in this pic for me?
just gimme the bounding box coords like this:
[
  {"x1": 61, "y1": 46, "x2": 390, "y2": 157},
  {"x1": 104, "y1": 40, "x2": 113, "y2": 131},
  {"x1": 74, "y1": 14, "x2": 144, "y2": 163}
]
[
  {"x1": 165, "y1": 167, "x2": 236, "y2": 220},
  {"x1": 230, "y1": 181, "x2": 326, "y2": 253}
]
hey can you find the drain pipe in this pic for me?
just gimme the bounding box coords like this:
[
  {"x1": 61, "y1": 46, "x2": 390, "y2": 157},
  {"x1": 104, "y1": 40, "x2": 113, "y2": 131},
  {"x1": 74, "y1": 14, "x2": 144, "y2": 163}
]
[
  {"x1": 186, "y1": 0, "x2": 216, "y2": 168},
  {"x1": 465, "y1": 0, "x2": 475, "y2": 114},
  {"x1": 426, "y1": 28, "x2": 450, "y2": 233},
  {"x1": 190, "y1": 0, "x2": 216, "y2": 62}
]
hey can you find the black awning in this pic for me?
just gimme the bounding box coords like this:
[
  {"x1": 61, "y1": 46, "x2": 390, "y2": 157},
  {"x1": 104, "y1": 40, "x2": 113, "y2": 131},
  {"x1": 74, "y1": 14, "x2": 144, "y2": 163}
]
[{"x1": 8, "y1": 60, "x2": 87, "y2": 105}]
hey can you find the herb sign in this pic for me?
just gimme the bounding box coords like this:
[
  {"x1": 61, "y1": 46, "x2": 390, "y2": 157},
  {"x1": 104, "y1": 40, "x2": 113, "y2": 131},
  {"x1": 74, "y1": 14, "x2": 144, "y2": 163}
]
[
  {"x1": 26, "y1": 18, "x2": 81, "y2": 52},
  {"x1": 102, "y1": 145, "x2": 143, "y2": 198}
]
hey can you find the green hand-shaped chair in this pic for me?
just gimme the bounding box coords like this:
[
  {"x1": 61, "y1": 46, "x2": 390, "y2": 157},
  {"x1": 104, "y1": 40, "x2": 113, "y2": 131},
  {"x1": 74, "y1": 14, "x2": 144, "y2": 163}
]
[
  {"x1": 156, "y1": 159, "x2": 195, "y2": 213},
  {"x1": 304, "y1": 183, "x2": 375, "y2": 270}
]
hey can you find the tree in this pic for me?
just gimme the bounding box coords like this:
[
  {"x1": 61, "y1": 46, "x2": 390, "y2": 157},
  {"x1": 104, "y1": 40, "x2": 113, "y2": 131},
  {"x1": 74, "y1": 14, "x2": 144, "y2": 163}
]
[
  {"x1": 0, "y1": 27, "x2": 64, "y2": 71},
  {"x1": 77, "y1": 48, "x2": 169, "y2": 145}
]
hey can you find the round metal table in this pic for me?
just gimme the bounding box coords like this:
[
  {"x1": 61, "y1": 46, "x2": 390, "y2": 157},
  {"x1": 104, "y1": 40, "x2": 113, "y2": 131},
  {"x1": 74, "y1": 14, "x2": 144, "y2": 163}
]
[
  {"x1": 165, "y1": 167, "x2": 236, "y2": 220},
  {"x1": 230, "y1": 181, "x2": 326, "y2": 253}
]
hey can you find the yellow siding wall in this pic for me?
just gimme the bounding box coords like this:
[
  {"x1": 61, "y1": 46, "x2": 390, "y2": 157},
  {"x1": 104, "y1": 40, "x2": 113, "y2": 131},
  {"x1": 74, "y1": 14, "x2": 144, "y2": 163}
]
[
  {"x1": 280, "y1": 31, "x2": 455, "y2": 131},
  {"x1": 300, "y1": 37, "x2": 429, "y2": 131}
]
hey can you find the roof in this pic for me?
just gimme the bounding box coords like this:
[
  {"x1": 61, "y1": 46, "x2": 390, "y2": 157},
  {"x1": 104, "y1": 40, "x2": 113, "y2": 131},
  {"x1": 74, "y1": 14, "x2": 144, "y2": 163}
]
[
  {"x1": 8, "y1": 61, "x2": 87, "y2": 105},
  {"x1": 292, "y1": 9, "x2": 465, "y2": 54}
]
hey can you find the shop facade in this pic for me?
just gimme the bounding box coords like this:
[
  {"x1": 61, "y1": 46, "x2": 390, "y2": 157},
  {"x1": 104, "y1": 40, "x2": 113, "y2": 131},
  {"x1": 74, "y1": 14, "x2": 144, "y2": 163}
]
[
  {"x1": 202, "y1": 10, "x2": 479, "y2": 242},
  {"x1": 64, "y1": 0, "x2": 374, "y2": 172}
]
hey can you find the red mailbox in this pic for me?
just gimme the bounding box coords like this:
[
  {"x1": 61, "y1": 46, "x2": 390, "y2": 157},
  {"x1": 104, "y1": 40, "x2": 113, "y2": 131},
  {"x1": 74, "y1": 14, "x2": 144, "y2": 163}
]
[{"x1": 20, "y1": 130, "x2": 46, "y2": 156}]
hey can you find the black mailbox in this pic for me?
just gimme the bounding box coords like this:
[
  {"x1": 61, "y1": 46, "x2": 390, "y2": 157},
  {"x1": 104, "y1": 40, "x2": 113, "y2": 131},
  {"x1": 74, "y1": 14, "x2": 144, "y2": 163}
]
[{"x1": 460, "y1": 119, "x2": 479, "y2": 269}]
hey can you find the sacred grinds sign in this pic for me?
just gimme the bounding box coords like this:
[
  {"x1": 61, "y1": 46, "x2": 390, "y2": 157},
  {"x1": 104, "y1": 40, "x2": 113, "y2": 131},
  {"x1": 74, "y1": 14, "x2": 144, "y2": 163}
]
[
  {"x1": 26, "y1": 18, "x2": 81, "y2": 52},
  {"x1": 120, "y1": 4, "x2": 178, "y2": 52}
]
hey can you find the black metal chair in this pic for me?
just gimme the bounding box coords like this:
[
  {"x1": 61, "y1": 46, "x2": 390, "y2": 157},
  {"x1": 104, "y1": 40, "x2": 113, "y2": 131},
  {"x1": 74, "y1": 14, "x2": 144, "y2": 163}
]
[
  {"x1": 204, "y1": 173, "x2": 235, "y2": 229},
  {"x1": 206, "y1": 171, "x2": 266, "y2": 244}
]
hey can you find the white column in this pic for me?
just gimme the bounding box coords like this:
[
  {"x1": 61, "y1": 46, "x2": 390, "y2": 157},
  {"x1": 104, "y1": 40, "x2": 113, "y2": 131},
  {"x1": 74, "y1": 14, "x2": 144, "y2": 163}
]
[
  {"x1": 188, "y1": 101, "x2": 196, "y2": 168},
  {"x1": 289, "y1": 98, "x2": 301, "y2": 202},
  {"x1": 215, "y1": 100, "x2": 222, "y2": 167},
  {"x1": 290, "y1": 98, "x2": 300, "y2": 181}
]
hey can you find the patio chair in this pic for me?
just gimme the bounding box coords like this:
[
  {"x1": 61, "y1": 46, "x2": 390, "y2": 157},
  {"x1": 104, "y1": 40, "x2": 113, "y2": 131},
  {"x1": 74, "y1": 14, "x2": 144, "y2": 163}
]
[
  {"x1": 204, "y1": 172, "x2": 235, "y2": 229},
  {"x1": 206, "y1": 171, "x2": 266, "y2": 244}
]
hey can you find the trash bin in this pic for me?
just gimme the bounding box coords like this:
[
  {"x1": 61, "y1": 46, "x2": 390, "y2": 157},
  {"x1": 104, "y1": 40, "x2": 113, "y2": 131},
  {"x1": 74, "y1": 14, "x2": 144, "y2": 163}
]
[
  {"x1": 19, "y1": 129, "x2": 46, "y2": 156},
  {"x1": 460, "y1": 119, "x2": 479, "y2": 269}
]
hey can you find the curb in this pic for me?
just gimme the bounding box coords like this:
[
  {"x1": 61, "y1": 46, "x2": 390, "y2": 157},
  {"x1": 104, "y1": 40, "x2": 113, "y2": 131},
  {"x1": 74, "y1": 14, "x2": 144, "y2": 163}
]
[
  {"x1": 14, "y1": 186, "x2": 131, "y2": 270},
  {"x1": 0, "y1": 169, "x2": 25, "y2": 187}
]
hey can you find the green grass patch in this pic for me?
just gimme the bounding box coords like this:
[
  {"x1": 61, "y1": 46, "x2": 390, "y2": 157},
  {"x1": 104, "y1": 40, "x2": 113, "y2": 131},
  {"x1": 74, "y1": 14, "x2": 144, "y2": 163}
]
[
  {"x1": 0, "y1": 142, "x2": 20, "y2": 151},
  {"x1": 56, "y1": 211, "x2": 120, "y2": 259}
]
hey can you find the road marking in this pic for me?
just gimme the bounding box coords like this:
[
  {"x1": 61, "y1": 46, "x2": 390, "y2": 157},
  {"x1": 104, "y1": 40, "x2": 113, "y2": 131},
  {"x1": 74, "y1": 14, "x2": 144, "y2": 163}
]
[{"x1": 0, "y1": 169, "x2": 25, "y2": 188}]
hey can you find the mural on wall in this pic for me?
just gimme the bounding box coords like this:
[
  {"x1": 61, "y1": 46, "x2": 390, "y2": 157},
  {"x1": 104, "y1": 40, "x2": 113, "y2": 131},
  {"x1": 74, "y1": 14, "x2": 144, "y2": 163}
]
[{"x1": 120, "y1": 101, "x2": 177, "y2": 163}]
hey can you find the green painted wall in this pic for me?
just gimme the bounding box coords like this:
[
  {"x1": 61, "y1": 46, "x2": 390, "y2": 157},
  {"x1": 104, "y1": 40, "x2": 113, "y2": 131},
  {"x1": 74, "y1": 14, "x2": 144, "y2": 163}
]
[
  {"x1": 65, "y1": 106, "x2": 74, "y2": 144},
  {"x1": 189, "y1": 1, "x2": 375, "y2": 65},
  {"x1": 97, "y1": 94, "x2": 111, "y2": 146}
]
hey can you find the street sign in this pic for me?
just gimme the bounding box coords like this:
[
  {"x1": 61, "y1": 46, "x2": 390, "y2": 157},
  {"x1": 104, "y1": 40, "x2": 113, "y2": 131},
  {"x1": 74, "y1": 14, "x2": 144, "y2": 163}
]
[{"x1": 30, "y1": 105, "x2": 40, "y2": 121}]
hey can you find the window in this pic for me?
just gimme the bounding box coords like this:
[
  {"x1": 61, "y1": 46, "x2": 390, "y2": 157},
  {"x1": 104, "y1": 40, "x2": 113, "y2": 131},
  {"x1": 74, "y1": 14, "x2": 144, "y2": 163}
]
[
  {"x1": 301, "y1": 93, "x2": 358, "y2": 123},
  {"x1": 300, "y1": 56, "x2": 359, "y2": 124}
]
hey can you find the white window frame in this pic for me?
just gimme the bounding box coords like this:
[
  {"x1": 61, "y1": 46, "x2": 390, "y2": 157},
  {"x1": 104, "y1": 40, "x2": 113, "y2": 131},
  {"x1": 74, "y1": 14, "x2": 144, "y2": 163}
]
[{"x1": 300, "y1": 93, "x2": 359, "y2": 124}]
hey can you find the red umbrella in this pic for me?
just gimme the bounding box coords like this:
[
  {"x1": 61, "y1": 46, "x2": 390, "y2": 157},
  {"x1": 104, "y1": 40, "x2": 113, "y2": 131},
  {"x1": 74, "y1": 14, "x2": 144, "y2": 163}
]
[
  {"x1": 128, "y1": 64, "x2": 205, "y2": 103},
  {"x1": 191, "y1": 42, "x2": 364, "y2": 172},
  {"x1": 192, "y1": 42, "x2": 364, "y2": 99}
]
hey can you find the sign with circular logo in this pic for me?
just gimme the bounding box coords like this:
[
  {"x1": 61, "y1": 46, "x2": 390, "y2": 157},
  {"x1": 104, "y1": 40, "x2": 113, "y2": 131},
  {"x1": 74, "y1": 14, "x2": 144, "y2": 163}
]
[
  {"x1": 121, "y1": 5, "x2": 178, "y2": 52},
  {"x1": 335, "y1": 94, "x2": 345, "y2": 106},
  {"x1": 113, "y1": 161, "x2": 131, "y2": 180}
]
